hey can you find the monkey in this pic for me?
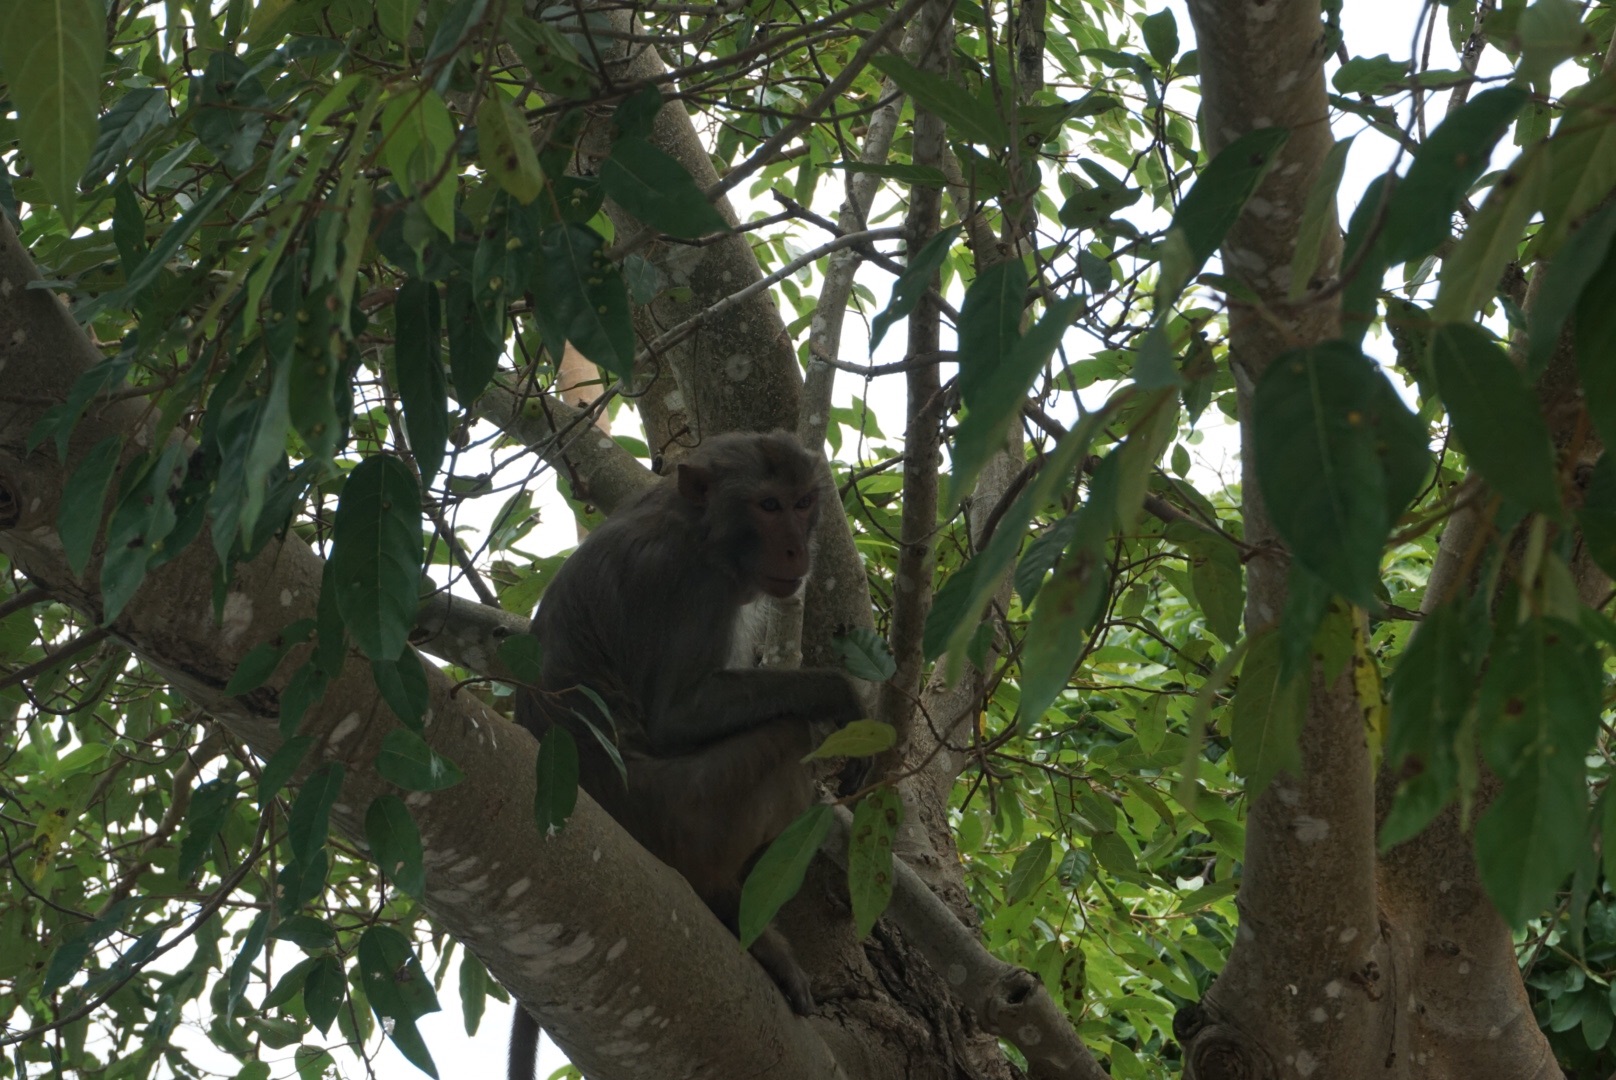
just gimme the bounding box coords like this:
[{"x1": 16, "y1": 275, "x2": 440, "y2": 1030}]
[{"x1": 508, "y1": 430, "x2": 865, "y2": 1080}]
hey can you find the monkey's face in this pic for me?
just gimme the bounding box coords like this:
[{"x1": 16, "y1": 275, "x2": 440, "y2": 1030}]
[{"x1": 749, "y1": 485, "x2": 819, "y2": 597}]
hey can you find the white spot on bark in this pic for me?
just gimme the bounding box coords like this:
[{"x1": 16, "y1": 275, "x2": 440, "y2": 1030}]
[
  {"x1": 607, "y1": 938, "x2": 628, "y2": 961},
  {"x1": 1238, "y1": 924, "x2": 1255, "y2": 941},
  {"x1": 724, "y1": 353, "x2": 754, "y2": 382},
  {"x1": 1246, "y1": 197, "x2": 1274, "y2": 219},
  {"x1": 1338, "y1": 926, "x2": 1358, "y2": 943},
  {"x1": 593, "y1": 847, "x2": 602, "y2": 862},
  {"x1": 506, "y1": 878, "x2": 532, "y2": 899},
  {"x1": 279, "y1": 589, "x2": 294, "y2": 607},
  {"x1": 1438, "y1": 880, "x2": 1452, "y2": 892},
  {"x1": 1324, "y1": 980, "x2": 1343, "y2": 998},
  {"x1": 332, "y1": 803, "x2": 351, "y2": 816},
  {"x1": 404, "y1": 791, "x2": 432, "y2": 808},
  {"x1": 664, "y1": 389, "x2": 685, "y2": 411},
  {"x1": 622, "y1": 1005, "x2": 657, "y2": 1028},
  {"x1": 219, "y1": 593, "x2": 253, "y2": 645},
  {"x1": 1294, "y1": 1049, "x2": 1318, "y2": 1076},
  {"x1": 329, "y1": 712, "x2": 362, "y2": 743},
  {"x1": 1458, "y1": 961, "x2": 1470, "y2": 974},
  {"x1": 1017, "y1": 1024, "x2": 1042, "y2": 1044},
  {"x1": 450, "y1": 856, "x2": 480, "y2": 876},
  {"x1": 8, "y1": 329, "x2": 23, "y2": 347},
  {"x1": 1274, "y1": 784, "x2": 1301, "y2": 806},
  {"x1": 1309, "y1": 1007, "x2": 1327, "y2": 1023},
  {"x1": 1294, "y1": 815, "x2": 1329, "y2": 841},
  {"x1": 947, "y1": 963, "x2": 968, "y2": 985},
  {"x1": 1277, "y1": 70, "x2": 1299, "y2": 91},
  {"x1": 1486, "y1": 1025, "x2": 1501, "y2": 1038}
]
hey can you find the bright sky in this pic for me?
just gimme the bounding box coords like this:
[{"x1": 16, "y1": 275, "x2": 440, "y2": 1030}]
[{"x1": 141, "y1": 2, "x2": 1494, "y2": 1077}]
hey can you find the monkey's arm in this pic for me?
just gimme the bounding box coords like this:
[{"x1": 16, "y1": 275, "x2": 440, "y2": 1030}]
[{"x1": 648, "y1": 669, "x2": 862, "y2": 752}]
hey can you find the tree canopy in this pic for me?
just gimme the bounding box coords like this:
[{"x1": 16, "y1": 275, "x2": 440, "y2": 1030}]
[{"x1": 2, "y1": 0, "x2": 1616, "y2": 1078}]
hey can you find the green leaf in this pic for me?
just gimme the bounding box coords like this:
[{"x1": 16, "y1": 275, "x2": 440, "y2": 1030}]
[
  {"x1": 1017, "y1": 455, "x2": 1119, "y2": 724},
  {"x1": 458, "y1": 951, "x2": 493, "y2": 1036},
  {"x1": 1382, "y1": 87, "x2": 1528, "y2": 267},
  {"x1": 83, "y1": 88, "x2": 169, "y2": 184},
  {"x1": 1157, "y1": 127, "x2": 1291, "y2": 306},
  {"x1": 372, "y1": 649, "x2": 430, "y2": 731},
  {"x1": 380, "y1": 88, "x2": 458, "y2": 238},
  {"x1": 951, "y1": 297, "x2": 1082, "y2": 505},
  {"x1": 1433, "y1": 147, "x2": 1546, "y2": 323},
  {"x1": 259, "y1": 737, "x2": 313, "y2": 806},
  {"x1": 1476, "y1": 618, "x2": 1602, "y2": 779},
  {"x1": 499, "y1": 633, "x2": 544, "y2": 686},
  {"x1": 395, "y1": 280, "x2": 448, "y2": 486},
  {"x1": 1475, "y1": 753, "x2": 1587, "y2": 927},
  {"x1": 226, "y1": 619, "x2": 314, "y2": 697},
  {"x1": 1332, "y1": 54, "x2": 1410, "y2": 94},
  {"x1": 1380, "y1": 602, "x2": 1477, "y2": 849},
  {"x1": 870, "y1": 225, "x2": 958, "y2": 349},
  {"x1": 533, "y1": 224, "x2": 635, "y2": 382},
  {"x1": 445, "y1": 275, "x2": 503, "y2": 404},
  {"x1": 804, "y1": 719, "x2": 896, "y2": 761},
  {"x1": 277, "y1": 848, "x2": 329, "y2": 912},
  {"x1": 58, "y1": 436, "x2": 120, "y2": 578},
  {"x1": 304, "y1": 956, "x2": 347, "y2": 1035},
  {"x1": 738, "y1": 804, "x2": 833, "y2": 948},
  {"x1": 1531, "y1": 200, "x2": 1616, "y2": 371},
  {"x1": 357, "y1": 927, "x2": 441, "y2": 1078},
  {"x1": 177, "y1": 779, "x2": 239, "y2": 879},
  {"x1": 1539, "y1": 76, "x2": 1616, "y2": 254},
  {"x1": 1230, "y1": 628, "x2": 1307, "y2": 795},
  {"x1": 870, "y1": 55, "x2": 1009, "y2": 149},
  {"x1": 1578, "y1": 452, "x2": 1616, "y2": 579},
  {"x1": 1141, "y1": 9, "x2": 1179, "y2": 66},
  {"x1": 1006, "y1": 836, "x2": 1053, "y2": 906},
  {"x1": 1574, "y1": 241, "x2": 1616, "y2": 451},
  {"x1": 378, "y1": 0, "x2": 422, "y2": 43},
  {"x1": 377, "y1": 730, "x2": 465, "y2": 791},
  {"x1": 1430, "y1": 323, "x2": 1559, "y2": 514},
  {"x1": 534, "y1": 725, "x2": 579, "y2": 832},
  {"x1": 831, "y1": 628, "x2": 896, "y2": 681},
  {"x1": 955, "y1": 259, "x2": 1029, "y2": 407},
  {"x1": 193, "y1": 52, "x2": 268, "y2": 173},
  {"x1": 848, "y1": 786, "x2": 902, "y2": 939},
  {"x1": 1253, "y1": 342, "x2": 1429, "y2": 606},
  {"x1": 288, "y1": 763, "x2": 345, "y2": 864},
  {"x1": 239, "y1": 356, "x2": 292, "y2": 544},
  {"x1": 0, "y1": 0, "x2": 104, "y2": 213},
  {"x1": 270, "y1": 914, "x2": 336, "y2": 950},
  {"x1": 366, "y1": 795, "x2": 426, "y2": 899},
  {"x1": 477, "y1": 92, "x2": 544, "y2": 204},
  {"x1": 1166, "y1": 523, "x2": 1243, "y2": 646},
  {"x1": 598, "y1": 135, "x2": 727, "y2": 238},
  {"x1": 277, "y1": 663, "x2": 329, "y2": 740},
  {"x1": 329, "y1": 455, "x2": 422, "y2": 662},
  {"x1": 227, "y1": 911, "x2": 271, "y2": 1018},
  {"x1": 99, "y1": 443, "x2": 185, "y2": 624}
]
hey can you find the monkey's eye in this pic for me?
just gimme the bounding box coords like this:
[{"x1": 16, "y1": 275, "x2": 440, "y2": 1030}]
[
  {"x1": 760, "y1": 496, "x2": 783, "y2": 512},
  {"x1": 795, "y1": 494, "x2": 814, "y2": 510}
]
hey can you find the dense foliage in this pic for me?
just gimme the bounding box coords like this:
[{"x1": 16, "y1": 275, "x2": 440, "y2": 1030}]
[{"x1": 3, "y1": 0, "x2": 1616, "y2": 1077}]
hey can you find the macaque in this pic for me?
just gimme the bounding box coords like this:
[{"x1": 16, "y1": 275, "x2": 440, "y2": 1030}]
[{"x1": 508, "y1": 431, "x2": 864, "y2": 1080}]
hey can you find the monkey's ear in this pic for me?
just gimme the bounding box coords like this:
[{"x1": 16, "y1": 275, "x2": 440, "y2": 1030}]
[{"x1": 677, "y1": 463, "x2": 712, "y2": 506}]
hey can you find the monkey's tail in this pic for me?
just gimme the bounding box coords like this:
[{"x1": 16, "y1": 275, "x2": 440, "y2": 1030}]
[{"x1": 508, "y1": 1005, "x2": 541, "y2": 1080}]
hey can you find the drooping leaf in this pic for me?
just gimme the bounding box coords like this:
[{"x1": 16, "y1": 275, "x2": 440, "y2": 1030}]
[
  {"x1": 1530, "y1": 200, "x2": 1616, "y2": 371},
  {"x1": 176, "y1": 780, "x2": 239, "y2": 879},
  {"x1": 477, "y1": 92, "x2": 544, "y2": 204},
  {"x1": 950, "y1": 297, "x2": 1082, "y2": 505},
  {"x1": 371, "y1": 648, "x2": 429, "y2": 731},
  {"x1": 328, "y1": 455, "x2": 422, "y2": 662},
  {"x1": 1578, "y1": 452, "x2": 1616, "y2": 579},
  {"x1": 1574, "y1": 241, "x2": 1616, "y2": 451},
  {"x1": 365, "y1": 795, "x2": 426, "y2": 899},
  {"x1": 598, "y1": 135, "x2": 727, "y2": 238},
  {"x1": 1157, "y1": 127, "x2": 1291, "y2": 306},
  {"x1": 304, "y1": 956, "x2": 347, "y2": 1035},
  {"x1": 1253, "y1": 342, "x2": 1429, "y2": 606},
  {"x1": 848, "y1": 786, "x2": 902, "y2": 939},
  {"x1": 394, "y1": 279, "x2": 448, "y2": 486},
  {"x1": 739, "y1": 804, "x2": 833, "y2": 948},
  {"x1": 0, "y1": 0, "x2": 104, "y2": 213},
  {"x1": 870, "y1": 55, "x2": 1010, "y2": 149},
  {"x1": 1230, "y1": 628, "x2": 1308, "y2": 795},
  {"x1": 1430, "y1": 323, "x2": 1559, "y2": 515},
  {"x1": 1381, "y1": 86, "x2": 1528, "y2": 267},
  {"x1": 1141, "y1": 9, "x2": 1179, "y2": 66},
  {"x1": 533, "y1": 224, "x2": 635, "y2": 382},
  {"x1": 955, "y1": 258, "x2": 1029, "y2": 406},
  {"x1": 99, "y1": 443, "x2": 185, "y2": 624},
  {"x1": 287, "y1": 763, "x2": 345, "y2": 864},
  {"x1": 58, "y1": 436, "x2": 121, "y2": 578},
  {"x1": 1006, "y1": 835, "x2": 1054, "y2": 906},
  {"x1": 376, "y1": 730, "x2": 465, "y2": 792},
  {"x1": 870, "y1": 225, "x2": 959, "y2": 349},
  {"x1": 533, "y1": 725, "x2": 579, "y2": 833},
  {"x1": 1165, "y1": 523, "x2": 1243, "y2": 647},
  {"x1": 380, "y1": 88, "x2": 458, "y2": 238},
  {"x1": 1433, "y1": 146, "x2": 1546, "y2": 323},
  {"x1": 357, "y1": 926, "x2": 441, "y2": 1078}
]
